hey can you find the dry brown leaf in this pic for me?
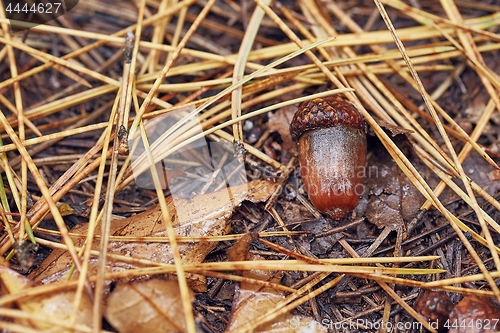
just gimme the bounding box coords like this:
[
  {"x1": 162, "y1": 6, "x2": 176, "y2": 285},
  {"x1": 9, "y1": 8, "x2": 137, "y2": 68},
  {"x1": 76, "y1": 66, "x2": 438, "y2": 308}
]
[
  {"x1": 226, "y1": 235, "x2": 326, "y2": 333},
  {"x1": 105, "y1": 279, "x2": 193, "y2": 333},
  {"x1": 365, "y1": 142, "x2": 424, "y2": 229},
  {"x1": 267, "y1": 106, "x2": 297, "y2": 155},
  {"x1": 30, "y1": 180, "x2": 276, "y2": 292},
  {"x1": 0, "y1": 266, "x2": 92, "y2": 331}
]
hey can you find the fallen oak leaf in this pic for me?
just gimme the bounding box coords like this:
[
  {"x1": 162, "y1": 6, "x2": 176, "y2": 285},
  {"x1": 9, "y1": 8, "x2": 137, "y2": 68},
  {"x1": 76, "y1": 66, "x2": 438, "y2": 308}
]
[
  {"x1": 0, "y1": 266, "x2": 92, "y2": 331},
  {"x1": 105, "y1": 279, "x2": 193, "y2": 333},
  {"x1": 30, "y1": 180, "x2": 276, "y2": 292},
  {"x1": 226, "y1": 234, "x2": 327, "y2": 333}
]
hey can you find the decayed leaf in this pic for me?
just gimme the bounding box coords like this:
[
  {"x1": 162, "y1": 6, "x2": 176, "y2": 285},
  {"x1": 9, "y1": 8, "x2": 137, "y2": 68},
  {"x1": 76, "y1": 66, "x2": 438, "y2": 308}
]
[
  {"x1": 30, "y1": 180, "x2": 275, "y2": 292},
  {"x1": 267, "y1": 106, "x2": 297, "y2": 154},
  {"x1": 226, "y1": 235, "x2": 326, "y2": 333},
  {"x1": 105, "y1": 279, "x2": 193, "y2": 333},
  {"x1": 0, "y1": 266, "x2": 92, "y2": 331},
  {"x1": 365, "y1": 142, "x2": 424, "y2": 229}
]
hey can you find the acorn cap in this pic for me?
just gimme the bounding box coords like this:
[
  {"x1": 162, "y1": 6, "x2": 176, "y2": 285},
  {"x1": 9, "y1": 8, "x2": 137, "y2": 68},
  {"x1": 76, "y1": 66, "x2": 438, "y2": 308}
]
[{"x1": 290, "y1": 95, "x2": 366, "y2": 141}]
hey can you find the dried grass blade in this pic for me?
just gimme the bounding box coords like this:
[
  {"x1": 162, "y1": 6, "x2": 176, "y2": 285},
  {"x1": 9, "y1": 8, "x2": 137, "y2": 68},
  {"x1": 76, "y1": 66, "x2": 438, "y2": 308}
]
[{"x1": 231, "y1": 0, "x2": 270, "y2": 144}]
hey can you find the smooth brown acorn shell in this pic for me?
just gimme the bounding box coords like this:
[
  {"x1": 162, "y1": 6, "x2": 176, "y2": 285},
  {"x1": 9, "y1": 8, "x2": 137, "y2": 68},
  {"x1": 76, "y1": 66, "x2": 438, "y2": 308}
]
[{"x1": 291, "y1": 96, "x2": 367, "y2": 220}]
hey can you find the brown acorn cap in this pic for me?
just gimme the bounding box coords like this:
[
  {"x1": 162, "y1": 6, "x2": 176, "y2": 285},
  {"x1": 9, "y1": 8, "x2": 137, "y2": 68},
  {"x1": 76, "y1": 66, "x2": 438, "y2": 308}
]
[{"x1": 290, "y1": 95, "x2": 366, "y2": 141}]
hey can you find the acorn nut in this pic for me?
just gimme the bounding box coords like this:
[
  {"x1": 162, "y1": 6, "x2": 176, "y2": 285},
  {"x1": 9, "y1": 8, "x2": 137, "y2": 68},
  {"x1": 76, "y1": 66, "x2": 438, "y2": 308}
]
[
  {"x1": 290, "y1": 96, "x2": 367, "y2": 220},
  {"x1": 448, "y1": 296, "x2": 500, "y2": 333},
  {"x1": 414, "y1": 290, "x2": 453, "y2": 332}
]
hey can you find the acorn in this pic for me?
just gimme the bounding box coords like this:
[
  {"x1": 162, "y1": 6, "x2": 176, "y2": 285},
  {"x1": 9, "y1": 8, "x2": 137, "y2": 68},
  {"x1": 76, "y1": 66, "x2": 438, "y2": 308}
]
[
  {"x1": 448, "y1": 296, "x2": 500, "y2": 333},
  {"x1": 290, "y1": 95, "x2": 367, "y2": 220},
  {"x1": 414, "y1": 290, "x2": 453, "y2": 332}
]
